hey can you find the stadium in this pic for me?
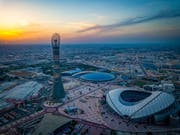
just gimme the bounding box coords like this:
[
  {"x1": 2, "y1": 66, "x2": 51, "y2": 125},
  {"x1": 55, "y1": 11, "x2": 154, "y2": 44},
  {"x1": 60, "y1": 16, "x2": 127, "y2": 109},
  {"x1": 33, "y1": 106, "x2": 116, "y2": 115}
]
[{"x1": 106, "y1": 88, "x2": 177, "y2": 123}]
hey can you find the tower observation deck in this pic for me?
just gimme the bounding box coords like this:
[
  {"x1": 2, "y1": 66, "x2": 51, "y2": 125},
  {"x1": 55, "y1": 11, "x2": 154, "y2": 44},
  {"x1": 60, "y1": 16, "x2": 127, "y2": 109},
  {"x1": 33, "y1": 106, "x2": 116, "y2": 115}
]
[{"x1": 51, "y1": 33, "x2": 65, "y2": 101}]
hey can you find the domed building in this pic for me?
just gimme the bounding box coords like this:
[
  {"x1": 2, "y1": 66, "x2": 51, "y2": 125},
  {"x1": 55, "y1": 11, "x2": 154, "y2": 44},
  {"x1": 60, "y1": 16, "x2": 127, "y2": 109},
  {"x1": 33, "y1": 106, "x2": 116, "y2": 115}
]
[
  {"x1": 73, "y1": 71, "x2": 115, "y2": 82},
  {"x1": 106, "y1": 88, "x2": 177, "y2": 122}
]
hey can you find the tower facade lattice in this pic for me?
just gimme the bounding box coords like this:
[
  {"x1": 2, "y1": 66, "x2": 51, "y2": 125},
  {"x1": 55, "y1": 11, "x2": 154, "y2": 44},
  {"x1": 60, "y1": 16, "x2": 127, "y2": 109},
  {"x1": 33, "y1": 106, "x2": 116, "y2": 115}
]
[{"x1": 51, "y1": 33, "x2": 65, "y2": 101}]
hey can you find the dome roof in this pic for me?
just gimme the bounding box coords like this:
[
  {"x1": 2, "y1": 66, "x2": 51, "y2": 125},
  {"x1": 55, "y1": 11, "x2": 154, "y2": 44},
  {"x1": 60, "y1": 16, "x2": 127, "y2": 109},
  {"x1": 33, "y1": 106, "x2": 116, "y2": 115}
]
[
  {"x1": 73, "y1": 71, "x2": 115, "y2": 82},
  {"x1": 106, "y1": 88, "x2": 175, "y2": 119}
]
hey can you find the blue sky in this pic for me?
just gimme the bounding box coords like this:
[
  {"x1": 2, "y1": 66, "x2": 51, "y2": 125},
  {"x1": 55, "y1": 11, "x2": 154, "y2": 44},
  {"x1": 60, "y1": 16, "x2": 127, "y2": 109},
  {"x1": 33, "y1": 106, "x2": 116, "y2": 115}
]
[{"x1": 0, "y1": 0, "x2": 180, "y2": 44}]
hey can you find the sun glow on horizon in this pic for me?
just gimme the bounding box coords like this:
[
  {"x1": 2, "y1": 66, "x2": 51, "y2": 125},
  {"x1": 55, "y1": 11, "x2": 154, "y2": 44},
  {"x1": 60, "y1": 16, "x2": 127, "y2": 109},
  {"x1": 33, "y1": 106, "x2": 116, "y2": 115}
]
[{"x1": 0, "y1": 0, "x2": 180, "y2": 44}]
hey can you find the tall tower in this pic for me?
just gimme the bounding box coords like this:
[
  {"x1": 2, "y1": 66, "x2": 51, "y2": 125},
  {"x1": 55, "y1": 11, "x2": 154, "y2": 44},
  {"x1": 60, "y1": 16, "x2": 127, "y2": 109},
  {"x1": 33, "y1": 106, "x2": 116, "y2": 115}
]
[{"x1": 51, "y1": 33, "x2": 65, "y2": 101}]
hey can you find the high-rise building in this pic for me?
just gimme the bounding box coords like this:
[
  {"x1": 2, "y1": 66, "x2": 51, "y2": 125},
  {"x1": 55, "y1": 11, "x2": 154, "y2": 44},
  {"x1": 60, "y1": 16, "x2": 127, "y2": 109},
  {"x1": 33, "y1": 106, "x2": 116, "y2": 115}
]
[{"x1": 51, "y1": 33, "x2": 65, "y2": 101}]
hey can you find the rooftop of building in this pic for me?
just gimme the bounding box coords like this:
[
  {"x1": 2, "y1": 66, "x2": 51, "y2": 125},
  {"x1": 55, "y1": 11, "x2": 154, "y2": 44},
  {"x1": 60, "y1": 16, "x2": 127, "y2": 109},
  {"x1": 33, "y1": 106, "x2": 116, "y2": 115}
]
[
  {"x1": 0, "y1": 81, "x2": 43, "y2": 101},
  {"x1": 62, "y1": 68, "x2": 81, "y2": 75},
  {"x1": 106, "y1": 88, "x2": 175, "y2": 119},
  {"x1": 33, "y1": 113, "x2": 71, "y2": 135},
  {"x1": 73, "y1": 71, "x2": 115, "y2": 82}
]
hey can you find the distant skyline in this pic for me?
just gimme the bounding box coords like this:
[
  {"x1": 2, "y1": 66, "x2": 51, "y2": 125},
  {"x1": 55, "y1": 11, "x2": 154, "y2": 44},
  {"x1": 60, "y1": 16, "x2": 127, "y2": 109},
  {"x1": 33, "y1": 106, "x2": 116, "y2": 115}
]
[{"x1": 0, "y1": 0, "x2": 180, "y2": 44}]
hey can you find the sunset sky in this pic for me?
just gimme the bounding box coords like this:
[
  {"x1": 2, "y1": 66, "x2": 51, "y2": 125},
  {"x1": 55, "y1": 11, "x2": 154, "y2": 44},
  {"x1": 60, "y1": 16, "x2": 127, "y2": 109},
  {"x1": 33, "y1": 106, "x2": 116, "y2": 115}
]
[{"x1": 0, "y1": 0, "x2": 180, "y2": 44}]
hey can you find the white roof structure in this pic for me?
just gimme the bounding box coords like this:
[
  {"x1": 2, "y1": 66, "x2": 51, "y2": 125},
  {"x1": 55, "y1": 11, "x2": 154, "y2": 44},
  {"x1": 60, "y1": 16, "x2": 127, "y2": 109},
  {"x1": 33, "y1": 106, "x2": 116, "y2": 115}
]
[
  {"x1": 62, "y1": 68, "x2": 81, "y2": 75},
  {"x1": 0, "y1": 100, "x2": 13, "y2": 110},
  {"x1": 106, "y1": 88, "x2": 175, "y2": 119},
  {"x1": 1, "y1": 81, "x2": 43, "y2": 101},
  {"x1": 72, "y1": 71, "x2": 91, "y2": 77}
]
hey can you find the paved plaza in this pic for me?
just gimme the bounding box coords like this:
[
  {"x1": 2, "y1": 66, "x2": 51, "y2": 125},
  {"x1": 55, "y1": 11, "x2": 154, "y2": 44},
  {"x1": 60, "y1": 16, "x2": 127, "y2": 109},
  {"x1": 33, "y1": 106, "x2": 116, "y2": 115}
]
[{"x1": 43, "y1": 78, "x2": 180, "y2": 133}]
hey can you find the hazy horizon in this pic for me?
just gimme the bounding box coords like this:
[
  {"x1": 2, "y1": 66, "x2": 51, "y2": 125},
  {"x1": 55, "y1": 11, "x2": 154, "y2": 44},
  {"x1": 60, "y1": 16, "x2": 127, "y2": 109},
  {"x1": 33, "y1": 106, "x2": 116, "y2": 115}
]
[{"x1": 0, "y1": 0, "x2": 180, "y2": 44}]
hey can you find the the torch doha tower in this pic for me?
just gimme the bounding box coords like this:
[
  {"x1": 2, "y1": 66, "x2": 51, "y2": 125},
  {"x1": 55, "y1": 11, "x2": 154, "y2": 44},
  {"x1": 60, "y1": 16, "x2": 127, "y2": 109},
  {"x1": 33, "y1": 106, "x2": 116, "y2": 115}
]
[{"x1": 51, "y1": 33, "x2": 65, "y2": 101}]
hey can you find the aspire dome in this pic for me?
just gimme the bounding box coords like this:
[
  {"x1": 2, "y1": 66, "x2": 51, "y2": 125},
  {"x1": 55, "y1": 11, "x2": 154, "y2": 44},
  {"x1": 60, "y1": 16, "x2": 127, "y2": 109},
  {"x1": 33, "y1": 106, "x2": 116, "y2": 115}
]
[{"x1": 73, "y1": 71, "x2": 115, "y2": 82}]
